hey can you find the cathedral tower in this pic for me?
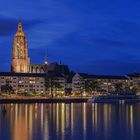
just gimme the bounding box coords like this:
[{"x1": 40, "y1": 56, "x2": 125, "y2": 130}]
[{"x1": 11, "y1": 21, "x2": 30, "y2": 73}]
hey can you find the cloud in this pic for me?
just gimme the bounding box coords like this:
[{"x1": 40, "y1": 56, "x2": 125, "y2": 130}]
[
  {"x1": 93, "y1": 37, "x2": 127, "y2": 48},
  {"x1": 0, "y1": 0, "x2": 140, "y2": 74},
  {"x1": 72, "y1": 59, "x2": 140, "y2": 75},
  {"x1": 0, "y1": 17, "x2": 43, "y2": 36}
]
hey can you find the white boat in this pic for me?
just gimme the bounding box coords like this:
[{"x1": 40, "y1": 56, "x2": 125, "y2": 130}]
[{"x1": 87, "y1": 92, "x2": 140, "y2": 103}]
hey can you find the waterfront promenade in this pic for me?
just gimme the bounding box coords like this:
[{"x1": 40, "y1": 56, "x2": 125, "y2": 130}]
[{"x1": 0, "y1": 95, "x2": 89, "y2": 104}]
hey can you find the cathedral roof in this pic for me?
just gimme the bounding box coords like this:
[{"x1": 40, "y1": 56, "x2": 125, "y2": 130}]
[{"x1": 46, "y1": 71, "x2": 65, "y2": 78}]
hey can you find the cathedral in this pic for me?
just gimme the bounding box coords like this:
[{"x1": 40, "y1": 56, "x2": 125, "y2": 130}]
[
  {"x1": 11, "y1": 21, "x2": 30, "y2": 73},
  {"x1": 11, "y1": 21, "x2": 70, "y2": 74},
  {"x1": 11, "y1": 21, "x2": 48, "y2": 73}
]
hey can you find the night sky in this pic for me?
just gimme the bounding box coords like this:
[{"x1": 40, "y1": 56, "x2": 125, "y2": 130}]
[{"x1": 0, "y1": 0, "x2": 140, "y2": 75}]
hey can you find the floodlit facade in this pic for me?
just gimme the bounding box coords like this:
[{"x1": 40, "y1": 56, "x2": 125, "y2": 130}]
[
  {"x1": 11, "y1": 21, "x2": 49, "y2": 74},
  {"x1": 72, "y1": 73, "x2": 129, "y2": 95},
  {"x1": 0, "y1": 73, "x2": 46, "y2": 94},
  {"x1": 11, "y1": 21, "x2": 30, "y2": 73},
  {"x1": 72, "y1": 73, "x2": 86, "y2": 94}
]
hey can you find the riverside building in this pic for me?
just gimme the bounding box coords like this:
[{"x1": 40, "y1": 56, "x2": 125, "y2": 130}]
[
  {"x1": 72, "y1": 73, "x2": 129, "y2": 95},
  {"x1": 0, "y1": 72, "x2": 46, "y2": 94}
]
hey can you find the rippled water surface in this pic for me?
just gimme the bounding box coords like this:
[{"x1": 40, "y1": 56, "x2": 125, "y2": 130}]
[{"x1": 0, "y1": 103, "x2": 140, "y2": 140}]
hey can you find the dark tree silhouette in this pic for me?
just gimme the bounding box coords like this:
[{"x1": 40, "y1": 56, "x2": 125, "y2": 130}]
[
  {"x1": 85, "y1": 80, "x2": 100, "y2": 95},
  {"x1": 1, "y1": 84, "x2": 14, "y2": 94}
]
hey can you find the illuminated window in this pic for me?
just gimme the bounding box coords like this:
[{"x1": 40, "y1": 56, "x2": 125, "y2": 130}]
[
  {"x1": 29, "y1": 81, "x2": 35, "y2": 84},
  {"x1": 19, "y1": 81, "x2": 22, "y2": 84}
]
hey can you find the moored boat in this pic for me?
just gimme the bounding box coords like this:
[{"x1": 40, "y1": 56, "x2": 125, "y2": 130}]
[
  {"x1": 2, "y1": 106, "x2": 7, "y2": 113},
  {"x1": 87, "y1": 92, "x2": 140, "y2": 103}
]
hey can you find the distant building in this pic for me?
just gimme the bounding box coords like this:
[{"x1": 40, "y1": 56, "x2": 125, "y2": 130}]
[
  {"x1": 127, "y1": 73, "x2": 140, "y2": 88},
  {"x1": 72, "y1": 73, "x2": 86, "y2": 95}
]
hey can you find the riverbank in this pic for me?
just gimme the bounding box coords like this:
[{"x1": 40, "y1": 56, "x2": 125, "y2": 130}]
[{"x1": 0, "y1": 97, "x2": 89, "y2": 104}]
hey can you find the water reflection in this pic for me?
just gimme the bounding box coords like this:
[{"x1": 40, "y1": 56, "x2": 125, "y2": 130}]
[{"x1": 0, "y1": 103, "x2": 140, "y2": 140}]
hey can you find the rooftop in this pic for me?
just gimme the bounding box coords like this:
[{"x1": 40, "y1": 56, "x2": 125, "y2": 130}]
[
  {"x1": 0, "y1": 72, "x2": 46, "y2": 77},
  {"x1": 78, "y1": 73, "x2": 128, "y2": 80}
]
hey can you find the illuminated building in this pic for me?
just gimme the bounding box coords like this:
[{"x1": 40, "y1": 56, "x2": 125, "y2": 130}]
[
  {"x1": 127, "y1": 73, "x2": 140, "y2": 87},
  {"x1": 11, "y1": 21, "x2": 49, "y2": 73},
  {"x1": 0, "y1": 72, "x2": 45, "y2": 94},
  {"x1": 72, "y1": 73, "x2": 129, "y2": 95},
  {"x1": 11, "y1": 21, "x2": 70, "y2": 75},
  {"x1": 72, "y1": 73, "x2": 86, "y2": 94},
  {"x1": 11, "y1": 21, "x2": 30, "y2": 73}
]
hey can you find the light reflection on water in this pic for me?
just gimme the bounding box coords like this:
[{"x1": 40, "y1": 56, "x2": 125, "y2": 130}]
[{"x1": 0, "y1": 103, "x2": 140, "y2": 140}]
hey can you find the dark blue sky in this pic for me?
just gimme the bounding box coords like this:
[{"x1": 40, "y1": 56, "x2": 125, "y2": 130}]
[{"x1": 0, "y1": 0, "x2": 140, "y2": 75}]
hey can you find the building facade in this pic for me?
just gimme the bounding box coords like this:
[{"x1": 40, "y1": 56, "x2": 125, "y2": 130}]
[
  {"x1": 11, "y1": 21, "x2": 49, "y2": 74},
  {"x1": 11, "y1": 21, "x2": 30, "y2": 73},
  {"x1": 72, "y1": 73, "x2": 86, "y2": 95},
  {"x1": 72, "y1": 73, "x2": 129, "y2": 95},
  {"x1": 0, "y1": 72, "x2": 46, "y2": 94},
  {"x1": 127, "y1": 73, "x2": 140, "y2": 93}
]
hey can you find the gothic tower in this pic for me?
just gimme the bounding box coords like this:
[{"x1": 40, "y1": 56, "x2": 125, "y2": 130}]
[{"x1": 11, "y1": 21, "x2": 30, "y2": 73}]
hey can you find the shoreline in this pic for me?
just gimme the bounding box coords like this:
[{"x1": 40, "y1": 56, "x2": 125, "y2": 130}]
[{"x1": 0, "y1": 97, "x2": 89, "y2": 104}]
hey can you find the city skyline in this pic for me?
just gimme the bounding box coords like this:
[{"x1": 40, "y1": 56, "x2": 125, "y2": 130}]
[{"x1": 0, "y1": 0, "x2": 140, "y2": 75}]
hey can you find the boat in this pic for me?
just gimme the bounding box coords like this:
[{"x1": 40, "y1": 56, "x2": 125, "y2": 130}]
[
  {"x1": 87, "y1": 92, "x2": 140, "y2": 103},
  {"x1": 2, "y1": 106, "x2": 7, "y2": 113}
]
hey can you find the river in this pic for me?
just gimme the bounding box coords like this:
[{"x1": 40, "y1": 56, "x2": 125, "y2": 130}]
[{"x1": 0, "y1": 103, "x2": 139, "y2": 140}]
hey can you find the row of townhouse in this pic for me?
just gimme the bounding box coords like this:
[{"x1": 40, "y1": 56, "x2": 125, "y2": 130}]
[
  {"x1": 72, "y1": 73, "x2": 134, "y2": 95},
  {"x1": 0, "y1": 72, "x2": 140, "y2": 96},
  {"x1": 0, "y1": 72, "x2": 66, "y2": 95},
  {"x1": 0, "y1": 72, "x2": 46, "y2": 94}
]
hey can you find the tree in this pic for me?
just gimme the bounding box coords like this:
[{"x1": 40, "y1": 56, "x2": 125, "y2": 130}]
[
  {"x1": 129, "y1": 85, "x2": 140, "y2": 94},
  {"x1": 1, "y1": 84, "x2": 14, "y2": 94},
  {"x1": 85, "y1": 80, "x2": 100, "y2": 96},
  {"x1": 114, "y1": 83, "x2": 123, "y2": 91},
  {"x1": 53, "y1": 80, "x2": 63, "y2": 96},
  {"x1": 45, "y1": 78, "x2": 62, "y2": 97},
  {"x1": 45, "y1": 78, "x2": 53, "y2": 97}
]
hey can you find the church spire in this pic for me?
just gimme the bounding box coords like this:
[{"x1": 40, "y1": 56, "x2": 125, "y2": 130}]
[
  {"x1": 45, "y1": 54, "x2": 49, "y2": 65},
  {"x1": 11, "y1": 21, "x2": 30, "y2": 73},
  {"x1": 18, "y1": 20, "x2": 23, "y2": 32}
]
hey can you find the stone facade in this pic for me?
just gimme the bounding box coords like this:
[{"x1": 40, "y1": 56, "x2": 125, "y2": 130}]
[
  {"x1": 11, "y1": 21, "x2": 49, "y2": 74},
  {"x1": 30, "y1": 64, "x2": 46, "y2": 73},
  {"x1": 11, "y1": 21, "x2": 30, "y2": 73}
]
